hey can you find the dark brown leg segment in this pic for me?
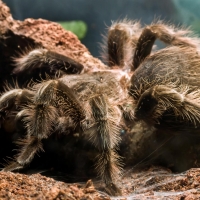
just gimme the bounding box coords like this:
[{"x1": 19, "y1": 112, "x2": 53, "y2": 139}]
[
  {"x1": 134, "y1": 85, "x2": 200, "y2": 129},
  {"x1": 3, "y1": 79, "x2": 85, "y2": 171},
  {"x1": 13, "y1": 49, "x2": 84, "y2": 83},
  {"x1": 133, "y1": 23, "x2": 198, "y2": 70},
  {"x1": 89, "y1": 95, "x2": 122, "y2": 196},
  {"x1": 107, "y1": 21, "x2": 141, "y2": 69},
  {"x1": 133, "y1": 28, "x2": 156, "y2": 70}
]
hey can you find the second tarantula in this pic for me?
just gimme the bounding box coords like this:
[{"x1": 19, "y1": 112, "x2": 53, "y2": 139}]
[{"x1": 1, "y1": 19, "x2": 200, "y2": 196}]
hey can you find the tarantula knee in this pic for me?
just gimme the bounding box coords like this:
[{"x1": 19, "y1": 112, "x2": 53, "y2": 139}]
[
  {"x1": 0, "y1": 89, "x2": 34, "y2": 122},
  {"x1": 134, "y1": 85, "x2": 200, "y2": 127},
  {"x1": 34, "y1": 79, "x2": 85, "y2": 122},
  {"x1": 13, "y1": 48, "x2": 84, "y2": 78},
  {"x1": 0, "y1": 89, "x2": 22, "y2": 109},
  {"x1": 134, "y1": 85, "x2": 185, "y2": 121}
]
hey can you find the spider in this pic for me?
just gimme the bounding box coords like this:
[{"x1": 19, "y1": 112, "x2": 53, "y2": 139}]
[{"x1": 1, "y1": 19, "x2": 200, "y2": 196}]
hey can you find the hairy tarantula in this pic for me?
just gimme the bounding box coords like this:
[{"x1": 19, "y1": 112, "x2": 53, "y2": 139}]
[{"x1": 1, "y1": 20, "x2": 200, "y2": 196}]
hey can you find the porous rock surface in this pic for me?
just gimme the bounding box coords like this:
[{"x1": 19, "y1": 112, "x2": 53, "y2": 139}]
[
  {"x1": 1, "y1": 167, "x2": 200, "y2": 200},
  {"x1": 0, "y1": 0, "x2": 106, "y2": 90},
  {"x1": 1, "y1": 1, "x2": 200, "y2": 199}
]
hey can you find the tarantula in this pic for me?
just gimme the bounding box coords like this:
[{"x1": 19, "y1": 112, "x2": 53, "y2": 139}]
[{"x1": 1, "y1": 20, "x2": 200, "y2": 196}]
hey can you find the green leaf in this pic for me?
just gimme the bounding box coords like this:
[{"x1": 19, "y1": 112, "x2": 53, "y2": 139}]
[
  {"x1": 191, "y1": 20, "x2": 200, "y2": 36},
  {"x1": 58, "y1": 21, "x2": 87, "y2": 39}
]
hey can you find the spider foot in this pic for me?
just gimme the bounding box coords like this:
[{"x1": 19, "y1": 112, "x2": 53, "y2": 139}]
[
  {"x1": 104, "y1": 182, "x2": 122, "y2": 196},
  {"x1": 2, "y1": 161, "x2": 23, "y2": 172}
]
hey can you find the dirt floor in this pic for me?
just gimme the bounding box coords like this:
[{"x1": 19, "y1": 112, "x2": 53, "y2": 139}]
[{"x1": 1, "y1": 166, "x2": 200, "y2": 199}]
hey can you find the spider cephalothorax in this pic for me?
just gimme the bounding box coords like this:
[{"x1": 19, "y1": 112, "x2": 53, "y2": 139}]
[{"x1": 1, "y1": 20, "x2": 200, "y2": 196}]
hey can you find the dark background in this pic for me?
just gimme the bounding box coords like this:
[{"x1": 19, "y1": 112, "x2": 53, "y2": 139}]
[{"x1": 3, "y1": 0, "x2": 200, "y2": 58}]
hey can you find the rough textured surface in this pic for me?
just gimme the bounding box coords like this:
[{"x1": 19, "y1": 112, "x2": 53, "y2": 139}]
[
  {"x1": 1, "y1": 1, "x2": 200, "y2": 199},
  {"x1": 0, "y1": 0, "x2": 106, "y2": 90},
  {"x1": 1, "y1": 167, "x2": 200, "y2": 200},
  {"x1": 0, "y1": 172, "x2": 109, "y2": 200}
]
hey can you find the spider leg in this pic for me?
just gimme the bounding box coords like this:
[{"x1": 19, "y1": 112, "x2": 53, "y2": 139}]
[
  {"x1": 134, "y1": 85, "x2": 200, "y2": 131},
  {"x1": 105, "y1": 20, "x2": 142, "y2": 69},
  {"x1": 2, "y1": 137, "x2": 43, "y2": 171},
  {"x1": 3, "y1": 79, "x2": 85, "y2": 171},
  {"x1": 88, "y1": 95, "x2": 122, "y2": 196},
  {"x1": 133, "y1": 23, "x2": 199, "y2": 70},
  {"x1": 13, "y1": 49, "x2": 84, "y2": 83},
  {"x1": 0, "y1": 88, "x2": 34, "y2": 132},
  {"x1": 0, "y1": 89, "x2": 34, "y2": 111}
]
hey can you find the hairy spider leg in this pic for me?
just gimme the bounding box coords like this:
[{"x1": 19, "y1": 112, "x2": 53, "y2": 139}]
[
  {"x1": 134, "y1": 85, "x2": 200, "y2": 131},
  {"x1": 0, "y1": 88, "x2": 34, "y2": 129},
  {"x1": 107, "y1": 26, "x2": 131, "y2": 67},
  {"x1": 13, "y1": 49, "x2": 84, "y2": 83},
  {"x1": 106, "y1": 21, "x2": 141, "y2": 69},
  {"x1": 133, "y1": 23, "x2": 199, "y2": 70},
  {"x1": 2, "y1": 79, "x2": 85, "y2": 171},
  {"x1": 89, "y1": 95, "x2": 122, "y2": 196},
  {"x1": 0, "y1": 89, "x2": 34, "y2": 111},
  {"x1": 133, "y1": 28, "x2": 156, "y2": 70}
]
